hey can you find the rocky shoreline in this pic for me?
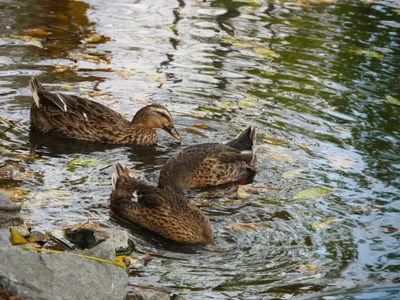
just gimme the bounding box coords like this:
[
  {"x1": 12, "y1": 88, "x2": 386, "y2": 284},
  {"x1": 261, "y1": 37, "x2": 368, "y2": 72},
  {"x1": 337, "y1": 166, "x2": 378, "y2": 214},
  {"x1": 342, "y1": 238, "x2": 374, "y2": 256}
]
[{"x1": 0, "y1": 192, "x2": 186, "y2": 300}]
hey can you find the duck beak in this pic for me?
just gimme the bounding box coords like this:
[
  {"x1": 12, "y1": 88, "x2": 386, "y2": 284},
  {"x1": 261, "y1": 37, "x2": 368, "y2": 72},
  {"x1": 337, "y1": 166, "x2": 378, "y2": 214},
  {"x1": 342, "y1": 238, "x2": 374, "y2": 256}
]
[{"x1": 164, "y1": 126, "x2": 181, "y2": 142}]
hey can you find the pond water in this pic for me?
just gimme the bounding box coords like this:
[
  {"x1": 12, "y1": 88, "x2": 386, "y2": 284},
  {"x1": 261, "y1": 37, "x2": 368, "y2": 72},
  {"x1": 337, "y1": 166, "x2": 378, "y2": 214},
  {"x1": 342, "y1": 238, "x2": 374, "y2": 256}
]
[{"x1": 1, "y1": 0, "x2": 399, "y2": 298}]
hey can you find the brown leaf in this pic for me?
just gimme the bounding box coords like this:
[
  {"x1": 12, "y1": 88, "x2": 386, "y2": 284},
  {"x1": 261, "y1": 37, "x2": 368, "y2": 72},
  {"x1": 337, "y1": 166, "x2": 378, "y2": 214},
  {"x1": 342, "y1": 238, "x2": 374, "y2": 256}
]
[
  {"x1": 225, "y1": 222, "x2": 264, "y2": 231},
  {"x1": 379, "y1": 226, "x2": 398, "y2": 234},
  {"x1": 82, "y1": 35, "x2": 108, "y2": 44},
  {"x1": 24, "y1": 28, "x2": 52, "y2": 37},
  {"x1": 259, "y1": 152, "x2": 296, "y2": 163},
  {"x1": 144, "y1": 252, "x2": 153, "y2": 263},
  {"x1": 333, "y1": 126, "x2": 349, "y2": 132},
  {"x1": 28, "y1": 231, "x2": 48, "y2": 243},
  {"x1": 0, "y1": 188, "x2": 30, "y2": 202},
  {"x1": 297, "y1": 264, "x2": 321, "y2": 272},
  {"x1": 54, "y1": 65, "x2": 69, "y2": 73},
  {"x1": 58, "y1": 222, "x2": 105, "y2": 231},
  {"x1": 192, "y1": 123, "x2": 207, "y2": 129},
  {"x1": 328, "y1": 156, "x2": 356, "y2": 169}
]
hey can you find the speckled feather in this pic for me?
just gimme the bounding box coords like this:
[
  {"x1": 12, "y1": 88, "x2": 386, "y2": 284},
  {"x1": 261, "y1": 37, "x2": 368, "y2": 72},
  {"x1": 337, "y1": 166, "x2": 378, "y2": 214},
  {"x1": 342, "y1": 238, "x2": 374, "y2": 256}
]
[
  {"x1": 159, "y1": 127, "x2": 257, "y2": 193},
  {"x1": 110, "y1": 164, "x2": 213, "y2": 245},
  {"x1": 29, "y1": 77, "x2": 173, "y2": 145}
]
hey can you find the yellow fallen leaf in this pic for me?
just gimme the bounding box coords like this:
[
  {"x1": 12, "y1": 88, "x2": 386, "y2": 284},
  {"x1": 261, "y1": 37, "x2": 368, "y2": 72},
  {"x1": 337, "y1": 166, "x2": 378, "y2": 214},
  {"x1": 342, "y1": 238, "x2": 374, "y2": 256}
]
[
  {"x1": 253, "y1": 47, "x2": 278, "y2": 58},
  {"x1": 58, "y1": 222, "x2": 105, "y2": 231},
  {"x1": 237, "y1": 186, "x2": 248, "y2": 199},
  {"x1": 311, "y1": 217, "x2": 338, "y2": 229},
  {"x1": 116, "y1": 255, "x2": 137, "y2": 267},
  {"x1": 54, "y1": 65, "x2": 69, "y2": 73},
  {"x1": 333, "y1": 126, "x2": 349, "y2": 132},
  {"x1": 297, "y1": 264, "x2": 321, "y2": 272},
  {"x1": 115, "y1": 70, "x2": 131, "y2": 79},
  {"x1": 225, "y1": 222, "x2": 264, "y2": 231},
  {"x1": 192, "y1": 123, "x2": 207, "y2": 129},
  {"x1": 20, "y1": 247, "x2": 126, "y2": 269},
  {"x1": 149, "y1": 73, "x2": 167, "y2": 85},
  {"x1": 213, "y1": 100, "x2": 239, "y2": 110},
  {"x1": 12, "y1": 35, "x2": 43, "y2": 48},
  {"x1": 10, "y1": 229, "x2": 28, "y2": 245},
  {"x1": 82, "y1": 35, "x2": 107, "y2": 44},
  {"x1": 24, "y1": 28, "x2": 52, "y2": 37},
  {"x1": 259, "y1": 152, "x2": 296, "y2": 163},
  {"x1": 0, "y1": 188, "x2": 30, "y2": 202},
  {"x1": 328, "y1": 156, "x2": 356, "y2": 169},
  {"x1": 61, "y1": 85, "x2": 74, "y2": 91}
]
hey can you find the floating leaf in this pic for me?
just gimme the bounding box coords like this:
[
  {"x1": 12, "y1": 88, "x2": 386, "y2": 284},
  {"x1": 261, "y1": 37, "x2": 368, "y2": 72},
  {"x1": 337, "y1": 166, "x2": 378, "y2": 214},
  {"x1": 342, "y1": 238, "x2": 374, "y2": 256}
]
[
  {"x1": 297, "y1": 264, "x2": 321, "y2": 272},
  {"x1": 11, "y1": 35, "x2": 43, "y2": 48},
  {"x1": 328, "y1": 156, "x2": 356, "y2": 169},
  {"x1": 54, "y1": 65, "x2": 69, "y2": 73},
  {"x1": 333, "y1": 126, "x2": 349, "y2": 132},
  {"x1": 67, "y1": 158, "x2": 106, "y2": 171},
  {"x1": 82, "y1": 35, "x2": 107, "y2": 44},
  {"x1": 282, "y1": 169, "x2": 304, "y2": 179},
  {"x1": 149, "y1": 73, "x2": 167, "y2": 85},
  {"x1": 312, "y1": 217, "x2": 338, "y2": 229},
  {"x1": 115, "y1": 70, "x2": 131, "y2": 79},
  {"x1": 61, "y1": 85, "x2": 74, "y2": 91},
  {"x1": 379, "y1": 226, "x2": 398, "y2": 234},
  {"x1": 220, "y1": 37, "x2": 253, "y2": 48},
  {"x1": 293, "y1": 187, "x2": 332, "y2": 200},
  {"x1": 259, "y1": 152, "x2": 296, "y2": 163},
  {"x1": 10, "y1": 229, "x2": 28, "y2": 245},
  {"x1": 299, "y1": 144, "x2": 311, "y2": 151},
  {"x1": 144, "y1": 252, "x2": 153, "y2": 263},
  {"x1": 192, "y1": 123, "x2": 207, "y2": 129},
  {"x1": 225, "y1": 222, "x2": 264, "y2": 231},
  {"x1": 253, "y1": 47, "x2": 277, "y2": 58},
  {"x1": 0, "y1": 116, "x2": 17, "y2": 127},
  {"x1": 213, "y1": 100, "x2": 239, "y2": 110},
  {"x1": 23, "y1": 189, "x2": 70, "y2": 208},
  {"x1": 238, "y1": 97, "x2": 258, "y2": 108},
  {"x1": 386, "y1": 95, "x2": 400, "y2": 106},
  {"x1": 58, "y1": 222, "x2": 105, "y2": 231},
  {"x1": 237, "y1": 186, "x2": 248, "y2": 199},
  {"x1": 24, "y1": 28, "x2": 52, "y2": 37},
  {"x1": 350, "y1": 49, "x2": 384, "y2": 59},
  {"x1": 264, "y1": 134, "x2": 285, "y2": 145},
  {"x1": 0, "y1": 188, "x2": 30, "y2": 202},
  {"x1": 28, "y1": 231, "x2": 48, "y2": 243}
]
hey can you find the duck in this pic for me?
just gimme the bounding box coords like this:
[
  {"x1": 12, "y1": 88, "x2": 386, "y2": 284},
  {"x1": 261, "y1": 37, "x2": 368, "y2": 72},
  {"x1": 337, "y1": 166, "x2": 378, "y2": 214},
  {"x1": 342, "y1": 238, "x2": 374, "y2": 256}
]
[
  {"x1": 29, "y1": 77, "x2": 180, "y2": 145},
  {"x1": 158, "y1": 126, "x2": 257, "y2": 193},
  {"x1": 110, "y1": 163, "x2": 214, "y2": 245}
]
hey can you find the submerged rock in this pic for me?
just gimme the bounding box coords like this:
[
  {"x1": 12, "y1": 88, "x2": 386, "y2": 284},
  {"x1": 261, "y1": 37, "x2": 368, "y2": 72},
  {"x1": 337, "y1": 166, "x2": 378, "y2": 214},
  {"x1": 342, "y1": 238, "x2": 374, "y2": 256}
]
[
  {"x1": 0, "y1": 192, "x2": 29, "y2": 236},
  {"x1": 0, "y1": 240, "x2": 128, "y2": 300}
]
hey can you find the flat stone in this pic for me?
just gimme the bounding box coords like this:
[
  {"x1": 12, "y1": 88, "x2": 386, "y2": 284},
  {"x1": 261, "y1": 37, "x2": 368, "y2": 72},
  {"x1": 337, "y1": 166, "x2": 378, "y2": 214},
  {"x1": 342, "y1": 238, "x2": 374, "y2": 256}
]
[
  {"x1": 0, "y1": 192, "x2": 29, "y2": 236},
  {"x1": 0, "y1": 245, "x2": 128, "y2": 300}
]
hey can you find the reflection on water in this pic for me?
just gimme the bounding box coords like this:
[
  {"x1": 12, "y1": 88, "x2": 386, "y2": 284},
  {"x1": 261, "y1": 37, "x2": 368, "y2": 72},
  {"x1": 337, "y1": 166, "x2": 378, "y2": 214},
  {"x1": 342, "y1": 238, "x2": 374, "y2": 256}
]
[{"x1": 1, "y1": 0, "x2": 399, "y2": 298}]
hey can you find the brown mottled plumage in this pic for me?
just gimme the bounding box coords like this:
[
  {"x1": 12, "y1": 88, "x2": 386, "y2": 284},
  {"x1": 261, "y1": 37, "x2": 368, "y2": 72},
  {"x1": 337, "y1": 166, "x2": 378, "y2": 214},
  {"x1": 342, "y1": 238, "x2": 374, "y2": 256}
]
[
  {"x1": 29, "y1": 77, "x2": 180, "y2": 145},
  {"x1": 159, "y1": 126, "x2": 257, "y2": 193},
  {"x1": 110, "y1": 163, "x2": 213, "y2": 245}
]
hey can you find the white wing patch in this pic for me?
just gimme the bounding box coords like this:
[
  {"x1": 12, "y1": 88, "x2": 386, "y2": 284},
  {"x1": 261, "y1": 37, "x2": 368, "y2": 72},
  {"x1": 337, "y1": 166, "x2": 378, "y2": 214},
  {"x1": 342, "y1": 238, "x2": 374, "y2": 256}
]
[
  {"x1": 32, "y1": 89, "x2": 40, "y2": 108},
  {"x1": 112, "y1": 173, "x2": 118, "y2": 191},
  {"x1": 131, "y1": 191, "x2": 139, "y2": 203},
  {"x1": 82, "y1": 112, "x2": 88, "y2": 121},
  {"x1": 56, "y1": 93, "x2": 68, "y2": 112}
]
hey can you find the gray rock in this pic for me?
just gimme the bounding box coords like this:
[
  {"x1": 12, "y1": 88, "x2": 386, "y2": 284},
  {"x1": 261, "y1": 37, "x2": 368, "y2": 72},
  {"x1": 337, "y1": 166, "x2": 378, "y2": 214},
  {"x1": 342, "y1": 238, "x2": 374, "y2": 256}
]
[
  {"x1": 0, "y1": 229, "x2": 11, "y2": 247},
  {"x1": 0, "y1": 192, "x2": 29, "y2": 236},
  {"x1": 170, "y1": 295, "x2": 188, "y2": 300},
  {"x1": 126, "y1": 287, "x2": 170, "y2": 300},
  {"x1": 0, "y1": 245, "x2": 128, "y2": 300},
  {"x1": 66, "y1": 228, "x2": 135, "y2": 258}
]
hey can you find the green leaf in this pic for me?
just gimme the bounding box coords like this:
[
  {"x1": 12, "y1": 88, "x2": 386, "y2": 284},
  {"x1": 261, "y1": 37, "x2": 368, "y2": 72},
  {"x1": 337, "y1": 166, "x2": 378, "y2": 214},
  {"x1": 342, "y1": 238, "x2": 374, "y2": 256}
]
[
  {"x1": 220, "y1": 37, "x2": 254, "y2": 48},
  {"x1": 311, "y1": 217, "x2": 338, "y2": 230},
  {"x1": 238, "y1": 97, "x2": 259, "y2": 108},
  {"x1": 350, "y1": 49, "x2": 384, "y2": 59},
  {"x1": 386, "y1": 95, "x2": 400, "y2": 106},
  {"x1": 282, "y1": 169, "x2": 304, "y2": 179},
  {"x1": 213, "y1": 100, "x2": 239, "y2": 110},
  {"x1": 67, "y1": 159, "x2": 106, "y2": 172},
  {"x1": 253, "y1": 47, "x2": 278, "y2": 58},
  {"x1": 293, "y1": 187, "x2": 332, "y2": 200}
]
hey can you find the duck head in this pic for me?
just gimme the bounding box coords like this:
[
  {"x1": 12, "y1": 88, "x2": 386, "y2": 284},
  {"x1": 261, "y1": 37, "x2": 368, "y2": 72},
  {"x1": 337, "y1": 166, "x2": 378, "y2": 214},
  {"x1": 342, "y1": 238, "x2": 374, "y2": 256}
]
[{"x1": 131, "y1": 105, "x2": 181, "y2": 141}]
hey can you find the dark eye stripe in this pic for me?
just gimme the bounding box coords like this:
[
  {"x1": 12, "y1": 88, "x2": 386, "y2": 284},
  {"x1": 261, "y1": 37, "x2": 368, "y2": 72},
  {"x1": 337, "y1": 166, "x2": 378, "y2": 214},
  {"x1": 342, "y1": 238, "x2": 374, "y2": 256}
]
[{"x1": 155, "y1": 111, "x2": 171, "y2": 122}]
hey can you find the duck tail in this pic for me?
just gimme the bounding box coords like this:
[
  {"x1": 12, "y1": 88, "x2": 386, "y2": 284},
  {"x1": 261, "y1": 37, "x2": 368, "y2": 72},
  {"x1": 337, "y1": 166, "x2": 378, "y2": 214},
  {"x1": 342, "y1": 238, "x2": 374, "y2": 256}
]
[
  {"x1": 112, "y1": 163, "x2": 137, "y2": 191},
  {"x1": 226, "y1": 126, "x2": 257, "y2": 151},
  {"x1": 29, "y1": 77, "x2": 45, "y2": 108}
]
